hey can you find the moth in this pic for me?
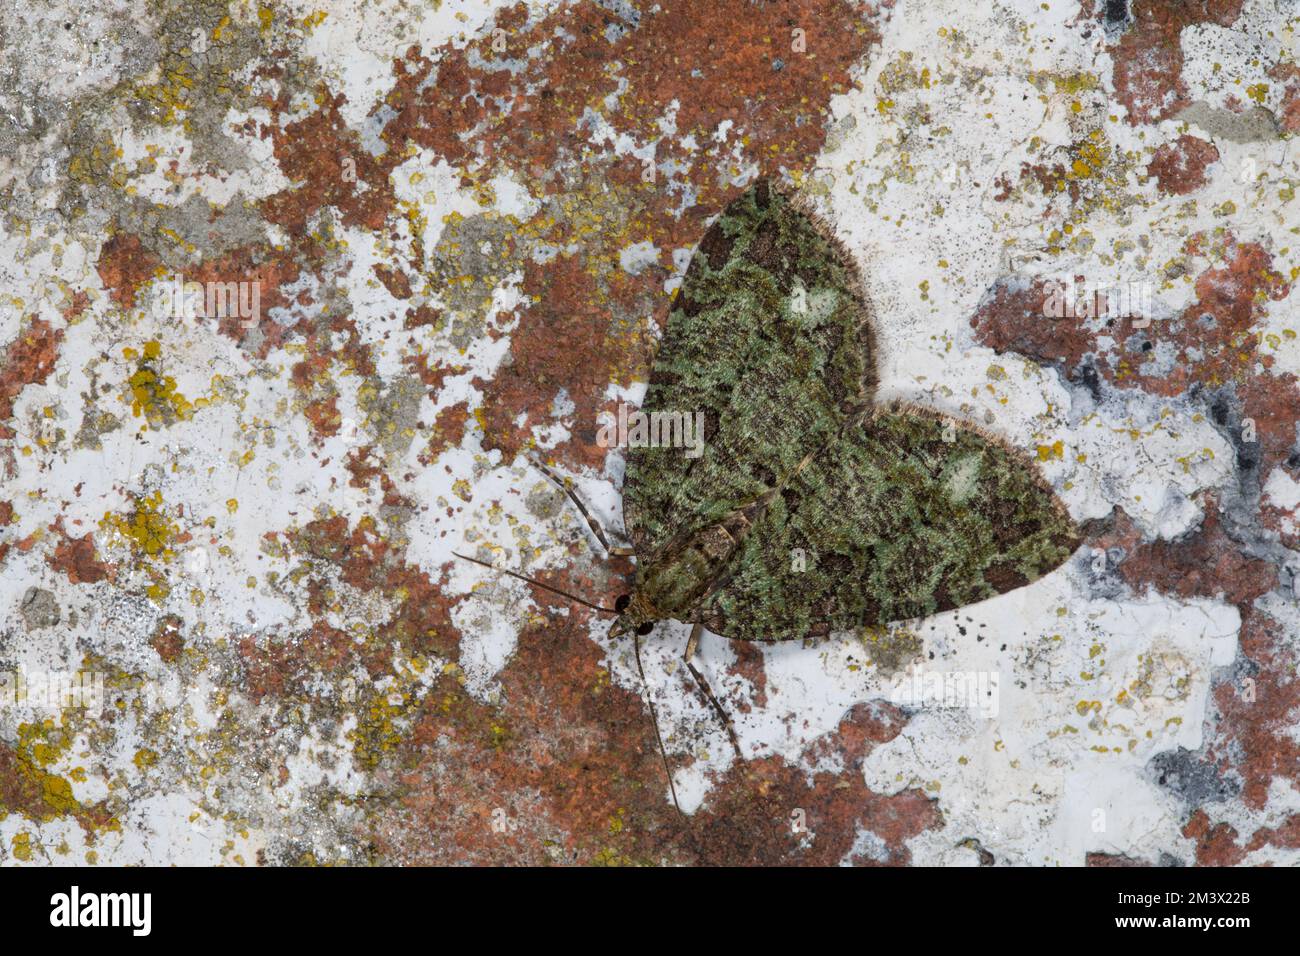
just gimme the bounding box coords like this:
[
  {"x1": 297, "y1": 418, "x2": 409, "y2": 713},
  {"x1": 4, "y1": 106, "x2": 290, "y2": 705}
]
[{"x1": 460, "y1": 180, "x2": 1080, "y2": 805}]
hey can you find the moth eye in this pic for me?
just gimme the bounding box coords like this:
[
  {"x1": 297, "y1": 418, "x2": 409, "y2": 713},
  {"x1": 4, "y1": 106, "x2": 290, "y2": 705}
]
[
  {"x1": 636, "y1": 622, "x2": 654, "y2": 636},
  {"x1": 614, "y1": 594, "x2": 631, "y2": 613}
]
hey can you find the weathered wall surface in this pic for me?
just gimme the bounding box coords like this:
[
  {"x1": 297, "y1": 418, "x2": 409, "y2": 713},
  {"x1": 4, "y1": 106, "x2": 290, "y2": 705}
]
[{"x1": 0, "y1": 0, "x2": 1297, "y2": 865}]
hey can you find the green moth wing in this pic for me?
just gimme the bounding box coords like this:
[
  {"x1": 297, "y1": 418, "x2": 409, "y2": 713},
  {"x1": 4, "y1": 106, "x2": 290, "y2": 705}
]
[
  {"x1": 700, "y1": 402, "x2": 1082, "y2": 641},
  {"x1": 622, "y1": 181, "x2": 876, "y2": 558}
]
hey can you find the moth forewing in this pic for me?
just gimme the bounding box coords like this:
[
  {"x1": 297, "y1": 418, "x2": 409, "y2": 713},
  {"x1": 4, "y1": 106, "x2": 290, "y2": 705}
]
[{"x1": 622, "y1": 179, "x2": 878, "y2": 562}]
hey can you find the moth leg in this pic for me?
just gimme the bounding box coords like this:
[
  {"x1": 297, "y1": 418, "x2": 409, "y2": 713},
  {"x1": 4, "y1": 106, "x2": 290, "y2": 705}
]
[
  {"x1": 528, "y1": 453, "x2": 632, "y2": 556},
  {"x1": 684, "y1": 619, "x2": 743, "y2": 761}
]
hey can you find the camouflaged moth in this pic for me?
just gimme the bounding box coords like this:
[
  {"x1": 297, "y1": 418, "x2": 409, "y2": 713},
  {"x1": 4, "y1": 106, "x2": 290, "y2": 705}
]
[{"x1": 460, "y1": 180, "x2": 1081, "y2": 806}]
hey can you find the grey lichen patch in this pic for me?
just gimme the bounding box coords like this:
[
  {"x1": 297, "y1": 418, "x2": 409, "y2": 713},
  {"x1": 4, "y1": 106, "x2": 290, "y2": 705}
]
[
  {"x1": 3, "y1": 0, "x2": 325, "y2": 263},
  {"x1": 19, "y1": 587, "x2": 60, "y2": 630},
  {"x1": 73, "y1": 405, "x2": 123, "y2": 451},
  {"x1": 1176, "y1": 102, "x2": 1280, "y2": 144},
  {"x1": 112, "y1": 193, "x2": 271, "y2": 267},
  {"x1": 524, "y1": 480, "x2": 564, "y2": 522},
  {"x1": 359, "y1": 372, "x2": 424, "y2": 458},
  {"x1": 859, "y1": 624, "x2": 924, "y2": 677},
  {"x1": 432, "y1": 212, "x2": 526, "y2": 348}
]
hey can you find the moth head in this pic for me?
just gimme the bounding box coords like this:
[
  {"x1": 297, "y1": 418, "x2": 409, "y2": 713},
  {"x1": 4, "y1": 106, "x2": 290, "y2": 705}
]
[{"x1": 609, "y1": 592, "x2": 656, "y2": 638}]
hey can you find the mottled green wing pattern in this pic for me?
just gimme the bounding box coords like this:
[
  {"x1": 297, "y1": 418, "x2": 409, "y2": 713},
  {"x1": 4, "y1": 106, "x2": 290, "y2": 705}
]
[
  {"x1": 623, "y1": 181, "x2": 875, "y2": 556},
  {"x1": 701, "y1": 404, "x2": 1081, "y2": 641}
]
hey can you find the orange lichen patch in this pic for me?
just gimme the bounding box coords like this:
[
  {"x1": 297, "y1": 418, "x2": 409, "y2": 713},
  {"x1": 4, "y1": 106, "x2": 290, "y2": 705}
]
[
  {"x1": 419, "y1": 402, "x2": 470, "y2": 463},
  {"x1": 237, "y1": 622, "x2": 360, "y2": 704},
  {"x1": 187, "y1": 244, "x2": 307, "y2": 357},
  {"x1": 1149, "y1": 240, "x2": 1290, "y2": 391},
  {"x1": 1146, "y1": 134, "x2": 1219, "y2": 195},
  {"x1": 61, "y1": 290, "x2": 92, "y2": 323},
  {"x1": 48, "y1": 518, "x2": 113, "y2": 585},
  {"x1": 403, "y1": 304, "x2": 442, "y2": 331},
  {"x1": 95, "y1": 233, "x2": 163, "y2": 310},
  {"x1": 1182, "y1": 809, "x2": 1247, "y2": 865},
  {"x1": 974, "y1": 239, "x2": 1292, "y2": 460},
  {"x1": 1244, "y1": 815, "x2": 1300, "y2": 854},
  {"x1": 1094, "y1": 502, "x2": 1276, "y2": 610},
  {"x1": 1267, "y1": 61, "x2": 1300, "y2": 133},
  {"x1": 1086, "y1": 852, "x2": 1154, "y2": 866},
  {"x1": 150, "y1": 615, "x2": 185, "y2": 664},
  {"x1": 380, "y1": 0, "x2": 878, "y2": 466},
  {"x1": 290, "y1": 315, "x2": 378, "y2": 442},
  {"x1": 302, "y1": 396, "x2": 342, "y2": 437},
  {"x1": 1237, "y1": 365, "x2": 1300, "y2": 475},
  {"x1": 727, "y1": 641, "x2": 769, "y2": 712},
  {"x1": 237, "y1": 552, "x2": 455, "y2": 703},
  {"x1": 344, "y1": 448, "x2": 411, "y2": 508},
  {"x1": 385, "y1": 0, "x2": 875, "y2": 181},
  {"x1": 0, "y1": 317, "x2": 64, "y2": 441},
  {"x1": 372, "y1": 263, "x2": 412, "y2": 300},
  {"x1": 404, "y1": 353, "x2": 462, "y2": 395},
  {"x1": 472, "y1": 251, "x2": 644, "y2": 466},
  {"x1": 289, "y1": 515, "x2": 463, "y2": 657},
  {"x1": 970, "y1": 277, "x2": 1097, "y2": 378},
  {"x1": 1109, "y1": 0, "x2": 1245, "y2": 125},
  {"x1": 1179, "y1": 604, "x2": 1300, "y2": 860},
  {"x1": 378, "y1": 604, "x2": 933, "y2": 865},
  {"x1": 682, "y1": 744, "x2": 939, "y2": 865},
  {"x1": 260, "y1": 86, "x2": 398, "y2": 238},
  {"x1": 1206, "y1": 609, "x2": 1300, "y2": 812}
]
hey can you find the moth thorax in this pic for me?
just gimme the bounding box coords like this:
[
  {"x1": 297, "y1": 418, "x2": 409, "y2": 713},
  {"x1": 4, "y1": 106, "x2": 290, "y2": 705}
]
[
  {"x1": 695, "y1": 524, "x2": 736, "y2": 561},
  {"x1": 636, "y1": 527, "x2": 739, "y2": 620}
]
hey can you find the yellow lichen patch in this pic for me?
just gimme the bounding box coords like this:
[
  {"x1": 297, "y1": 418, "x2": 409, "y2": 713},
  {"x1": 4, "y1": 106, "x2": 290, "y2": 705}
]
[
  {"x1": 349, "y1": 692, "x2": 412, "y2": 770},
  {"x1": 1030, "y1": 70, "x2": 1100, "y2": 97},
  {"x1": 128, "y1": 58, "x2": 197, "y2": 128},
  {"x1": 1036, "y1": 440, "x2": 1064, "y2": 461},
  {"x1": 101, "y1": 490, "x2": 180, "y2": 560},
  {"x1": 11, "y1": 831, "x2": 35, "y2": 861},
  {"x1": 127, "y1": 341, "x2": 194, "y2": 425},
  {"x1": 3, "y1": 721, "x2": 90, "y2": 824}
]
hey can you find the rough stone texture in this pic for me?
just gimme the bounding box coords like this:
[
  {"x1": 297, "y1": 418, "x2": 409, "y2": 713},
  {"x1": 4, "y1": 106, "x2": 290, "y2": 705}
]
[{"x1": 0, "y1": 0, "x2": 1298, "y2": 866}]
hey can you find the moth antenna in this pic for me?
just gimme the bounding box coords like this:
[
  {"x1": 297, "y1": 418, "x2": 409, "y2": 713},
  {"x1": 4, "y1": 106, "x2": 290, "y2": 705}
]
[
  {"x1": 634, "y1": 630, "x2": 683, "y2": 817},
  {"x1": 451, "y1": 551, "x2": 618, "y2": 614}
]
